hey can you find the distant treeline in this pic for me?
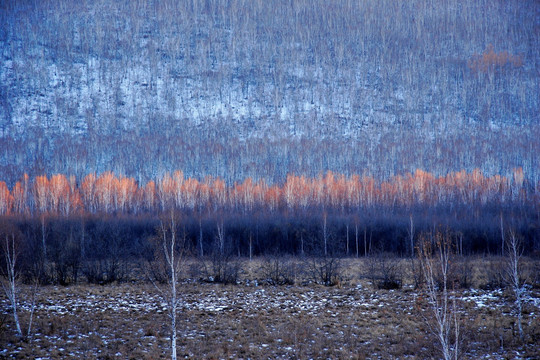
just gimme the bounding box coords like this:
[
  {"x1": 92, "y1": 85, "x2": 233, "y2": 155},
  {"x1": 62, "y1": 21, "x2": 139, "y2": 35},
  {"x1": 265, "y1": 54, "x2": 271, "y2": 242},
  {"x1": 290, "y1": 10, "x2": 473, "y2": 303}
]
[
  {"x1": 0, "y1": 202, "x2": 538, "y2": 286},
  {"x1": 0, "y1": 168, "x2": 537, "y2": 216}
]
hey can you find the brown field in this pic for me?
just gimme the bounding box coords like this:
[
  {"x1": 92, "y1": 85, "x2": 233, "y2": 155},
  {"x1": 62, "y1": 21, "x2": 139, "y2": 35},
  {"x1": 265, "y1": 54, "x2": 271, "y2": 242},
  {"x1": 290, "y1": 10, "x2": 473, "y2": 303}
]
[{"x1": 1, "y1": 257, "x2": 539, "y2": 359}]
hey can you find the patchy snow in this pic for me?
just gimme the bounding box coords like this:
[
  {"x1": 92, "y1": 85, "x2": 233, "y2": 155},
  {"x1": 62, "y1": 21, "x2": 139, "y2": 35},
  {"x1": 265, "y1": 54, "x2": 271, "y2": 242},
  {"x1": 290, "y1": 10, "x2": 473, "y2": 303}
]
[
  {"x1": 462, "y1": 289, "x2": 504, "y2": 309},
  {"x1": 462, "y1": 286, "x2": 540, "y2": 314},
  {"x1": 1, "y1": 283, "x2": 539, "y2": 359}
]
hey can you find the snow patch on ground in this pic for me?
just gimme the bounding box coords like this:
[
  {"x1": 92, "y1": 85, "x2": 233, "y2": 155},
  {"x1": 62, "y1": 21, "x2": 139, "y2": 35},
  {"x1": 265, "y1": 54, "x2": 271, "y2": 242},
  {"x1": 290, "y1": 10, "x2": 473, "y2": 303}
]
[{"x1": 462, "y1": 289, "x2": 504, "y2": 308}]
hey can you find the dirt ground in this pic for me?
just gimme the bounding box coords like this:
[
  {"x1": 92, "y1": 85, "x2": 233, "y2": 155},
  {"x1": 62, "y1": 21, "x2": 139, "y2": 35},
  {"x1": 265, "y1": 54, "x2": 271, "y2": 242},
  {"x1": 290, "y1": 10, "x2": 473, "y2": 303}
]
[{"x1": 1, "y1": 258, "x2": 539, "y2": 359}]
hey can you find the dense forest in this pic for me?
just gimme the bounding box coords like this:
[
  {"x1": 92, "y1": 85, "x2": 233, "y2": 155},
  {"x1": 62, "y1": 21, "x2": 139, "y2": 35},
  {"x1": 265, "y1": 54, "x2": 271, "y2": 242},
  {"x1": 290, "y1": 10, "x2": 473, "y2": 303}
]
[{"x1": 0, "y1": 0, "x2": 539, "y2": 186}]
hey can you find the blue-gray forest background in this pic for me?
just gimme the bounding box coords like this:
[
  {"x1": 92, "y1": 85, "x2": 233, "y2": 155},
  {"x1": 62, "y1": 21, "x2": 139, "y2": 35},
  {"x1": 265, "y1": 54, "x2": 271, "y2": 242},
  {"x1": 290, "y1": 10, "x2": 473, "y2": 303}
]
[{"x1": 0, "y1": 0, "x2": 538, "y2": 186}]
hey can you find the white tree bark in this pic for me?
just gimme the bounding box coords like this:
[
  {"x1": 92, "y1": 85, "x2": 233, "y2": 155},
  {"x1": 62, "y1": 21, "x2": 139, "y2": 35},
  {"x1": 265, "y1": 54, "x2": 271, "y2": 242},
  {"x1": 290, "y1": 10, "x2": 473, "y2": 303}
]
[
  {"x1": 419, "y1": 231, "x2": 460, "y2": 360},
  {"x1": 506, "y1": 229, "x2": 524, "y2": 341},
  {"x1": 1, "y1": 232, "x2": 38, "y2": 340},
  {"x1": 148, "y1": 211, "x2": 184, "y2": 360},
  {"x1": 322, "y1": 212, "x2": 328, "y2": 256},
  {"x1": 1, "y1": 233, "x2": 22, "y2": 337},
  {"x1": 216, "y1": 220, "x2": 225, "y2": 255}
]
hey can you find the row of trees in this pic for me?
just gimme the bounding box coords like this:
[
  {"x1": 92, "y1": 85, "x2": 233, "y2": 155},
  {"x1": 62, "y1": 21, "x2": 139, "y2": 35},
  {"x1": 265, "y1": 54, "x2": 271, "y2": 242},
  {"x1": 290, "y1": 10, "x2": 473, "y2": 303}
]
[
  {"x1": 2, "y1": 209, "x2": 536, "y2": 277},
  {"x1": 0, "y1": 168, "x2": 536, "y2": 216},
  {"x1": 2, "y1": 128, "x2": 538, "y2": 193}
]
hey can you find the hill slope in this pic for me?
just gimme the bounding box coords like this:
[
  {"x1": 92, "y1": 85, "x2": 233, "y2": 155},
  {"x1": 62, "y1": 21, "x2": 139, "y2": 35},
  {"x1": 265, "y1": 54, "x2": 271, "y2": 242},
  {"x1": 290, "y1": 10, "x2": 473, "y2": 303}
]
[{"x1": 0, "y1": 0, "x2": 538, "y2": 185}]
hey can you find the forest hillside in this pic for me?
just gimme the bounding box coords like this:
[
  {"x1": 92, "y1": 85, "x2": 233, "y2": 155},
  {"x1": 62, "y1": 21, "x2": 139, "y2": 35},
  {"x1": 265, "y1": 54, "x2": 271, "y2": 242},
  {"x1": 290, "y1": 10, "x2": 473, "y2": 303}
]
[{"x1": 0, "y1": 0, "x2": 538, "y2": 186}]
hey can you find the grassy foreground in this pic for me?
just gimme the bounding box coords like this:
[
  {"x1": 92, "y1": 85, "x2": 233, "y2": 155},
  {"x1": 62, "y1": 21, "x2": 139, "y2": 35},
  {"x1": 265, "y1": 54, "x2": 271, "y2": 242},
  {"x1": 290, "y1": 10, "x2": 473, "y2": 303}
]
[{"x1": 1, "y1": 257, "x2": 539, "y2": 359}]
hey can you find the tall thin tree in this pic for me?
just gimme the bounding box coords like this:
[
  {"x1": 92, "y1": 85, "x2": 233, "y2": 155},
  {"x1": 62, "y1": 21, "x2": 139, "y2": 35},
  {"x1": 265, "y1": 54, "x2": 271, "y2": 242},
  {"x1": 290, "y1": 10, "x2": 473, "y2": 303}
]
[
  {"x1": 506, "y1": 229, "x2": 524, "y2": 341},
  {"x1": 147, "y1": 211, "x2": 185, "y2": 360},
  {"x1": 418, "y1": 229, "x2": 460, "y2": 360}
]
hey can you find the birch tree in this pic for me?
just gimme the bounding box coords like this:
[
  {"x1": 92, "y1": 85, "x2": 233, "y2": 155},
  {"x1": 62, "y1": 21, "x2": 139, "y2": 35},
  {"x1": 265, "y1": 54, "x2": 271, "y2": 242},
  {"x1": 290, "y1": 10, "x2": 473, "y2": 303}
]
[
  {"x1": 0, "y1": 224, "x2": 38, "y2": 340},
  {"x1": 147, "y1": 211, "x2": 185, "y2": 360},
  {"x1": 418, "y1": 229, "x2": 460, "y2": 360},
  {"x1": 506, "y1": 229, "x2": 524, "y2": 341}
]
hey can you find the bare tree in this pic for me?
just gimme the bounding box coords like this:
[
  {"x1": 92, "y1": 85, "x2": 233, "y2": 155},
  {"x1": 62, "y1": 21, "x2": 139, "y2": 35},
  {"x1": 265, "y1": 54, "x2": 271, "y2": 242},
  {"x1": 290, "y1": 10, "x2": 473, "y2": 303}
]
[
  {"x1": 147, "y1": 211, "x2": 185, "y2": 360},
  {"x1": 354, "y1": 220, "x2": 359, "y2": 258},
  {"x1": 345, "y1": 222, "x2": 350, "y2": 256},
  {"x1": 198, "y1": 217, "x2": 204, "y2": 257},
  {"x1": 260, "y1": 255, "x2": 298, "y2": 285},
  {"x1": 367, "y1": 251, "x2": 402, "y2": 290},
  {"x1": 418, "y1": 230, "x2": 460, "y2": 360},
  {"x1": 505, "y1": 229, "x2": 524, "y2": 341},
  {"x1": 0, "y1": 226, "x2": 38, "y2": 340},
  {"x1": 408, "y1": 215, "x2": 422, "y2": 288},
  {"x1": 216, "y1": 219, "x2": 225, "y2": 255},
  {"x1": 322, "y1": 212, "x2": 328, "y2": 256},
  {"x1": 408, "y1": 215, "x2": 415, "y2": 257}
]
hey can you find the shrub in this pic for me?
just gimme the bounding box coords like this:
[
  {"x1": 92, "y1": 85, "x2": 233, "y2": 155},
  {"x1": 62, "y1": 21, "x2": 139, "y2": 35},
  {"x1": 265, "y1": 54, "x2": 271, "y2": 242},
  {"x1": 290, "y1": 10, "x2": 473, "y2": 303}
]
[
  {"x1": 306, "y1": 256, "x2": 343, "y2": 286},
  {"x1": 367, "y1": 253, "x2": 402, "y2": 290},
  {"x1": 260, "y1": 256, "x2": 298, "y2": 285}
]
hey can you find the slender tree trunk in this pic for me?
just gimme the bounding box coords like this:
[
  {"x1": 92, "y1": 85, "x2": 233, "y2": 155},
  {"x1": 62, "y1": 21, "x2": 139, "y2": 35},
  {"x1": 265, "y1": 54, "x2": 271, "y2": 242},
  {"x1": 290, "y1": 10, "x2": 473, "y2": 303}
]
[
  {"x1": 41, "y1": 215, "x2": 47, "y2": 260},
  {"x1": 507, "y1": 230, "x2": 524, "y2": 341},
  {"x1": 346, "y1": 223, "x2": 349, "y2": 256},
  {"x1": 323, "y1": 213, "x2": 328, "y2": 256},
  {"x1": 80, "y1": 217, "x2": 86, "y2": 260},
  {"x1": 10, "y1": 279, "x2": 23, "y2": 337},
  {"x1": 369, "y1": 230, "x2": 372, "y2": 256},
  {"x1": 363, "y1": 227, "x2": 367, "y2": 257},
  {"x1": 500, "y1": 213, "x2": 504, "y2": 256},
  {"x1": 217, "y1": 221, "x2": 225, "y2": 255},
  {"x1": 199, "y1": 218, "x2": 204, "y2": 257},
  {"x1": 2, "y1": 234, "x2": 22, "y2": 338},
  {"x1": 249, "y1": 232, "x2": 253, "y2": 261},
  {"x1": 300, "y1": 233, "x2": 304, "y2": 256},
  {"x1": 355, "y1": 224, "x2": 359, "y2": 258},
  {"x1": 409, "y1": 215, "x2": 415, "y2": 257},
  {"x1": 170, "y1": 261, "x2": 177, "y2": 360},
  {"x1": 171, "y1": 309, "x2": 177, "y2": 360},
  {"x1": 459, "y1": 233, "x2": 463, "y2": 257},
  {"x1": 166, "y1": 214, "x2": 178, "y2": 360}
]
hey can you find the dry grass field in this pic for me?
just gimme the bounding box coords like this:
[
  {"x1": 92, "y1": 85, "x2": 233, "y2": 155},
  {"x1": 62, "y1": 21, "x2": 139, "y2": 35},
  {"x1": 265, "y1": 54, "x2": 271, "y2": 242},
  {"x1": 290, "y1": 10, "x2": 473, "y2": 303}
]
[{"x1": 1, "y1": 257, "x2": 539, "y2": 359}]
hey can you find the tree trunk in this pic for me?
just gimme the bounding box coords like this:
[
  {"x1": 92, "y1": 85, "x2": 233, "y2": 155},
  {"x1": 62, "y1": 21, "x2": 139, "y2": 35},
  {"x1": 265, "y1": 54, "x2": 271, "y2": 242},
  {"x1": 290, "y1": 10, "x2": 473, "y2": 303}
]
[
  {"x1": 409, "y1": 215, "x2": 415, "y2": 257},
  {"x1": 323, "y1": 213, "x2": 328, "y2": 256},
  {"x1": 346, "y1": 224, "x2": 349, "y2": 256},
  {"x1": 41, "y1": 215, "x2": 47, "y2": 260},
  {"x1": 2, "y1": 234, "x2": 23, "y2": 338},
  {"x1": 355, "y1": 224, "x2": 359, "y2": 258},
  {"x1": 199, "y1": 218, "x2": 204, "y2": 257},
  {"x1": 249, "y1": 232, "x2": 253, "y2": 261}
]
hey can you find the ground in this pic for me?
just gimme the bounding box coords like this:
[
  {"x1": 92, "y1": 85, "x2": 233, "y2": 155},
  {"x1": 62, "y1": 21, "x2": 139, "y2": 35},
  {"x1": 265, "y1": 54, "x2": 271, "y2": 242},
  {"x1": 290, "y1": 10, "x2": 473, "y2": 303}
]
[{"x1": 1, "y1": 258, "x2": 539, "y2": 359}]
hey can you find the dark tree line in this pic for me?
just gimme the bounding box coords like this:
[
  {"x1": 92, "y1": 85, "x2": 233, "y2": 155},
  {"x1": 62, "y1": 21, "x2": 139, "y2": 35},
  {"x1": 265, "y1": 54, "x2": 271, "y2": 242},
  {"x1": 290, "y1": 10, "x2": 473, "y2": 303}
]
[{"x1": 1, "y1": 199, "x2": 538, "y2": 286}]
